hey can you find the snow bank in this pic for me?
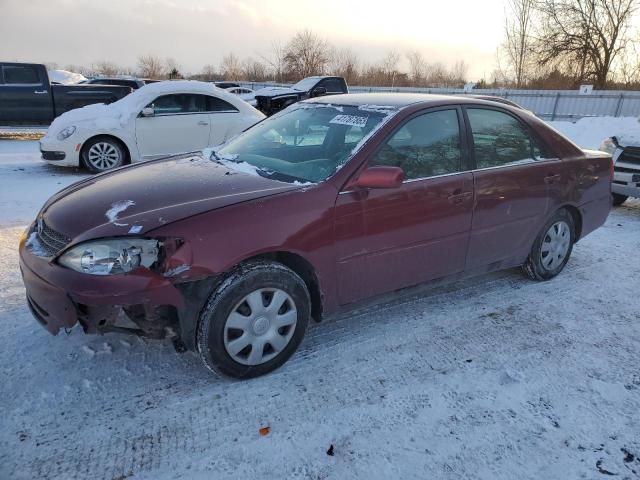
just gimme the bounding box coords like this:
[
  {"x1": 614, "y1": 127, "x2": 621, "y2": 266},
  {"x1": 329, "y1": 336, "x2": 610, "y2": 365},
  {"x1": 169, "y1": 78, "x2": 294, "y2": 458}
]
[
  {"x1": 547, "y1": 116, "x2": 640, "y2": 149},
  {"x1": 48, "y1": 69, "x2": 87, "y2": 85}
]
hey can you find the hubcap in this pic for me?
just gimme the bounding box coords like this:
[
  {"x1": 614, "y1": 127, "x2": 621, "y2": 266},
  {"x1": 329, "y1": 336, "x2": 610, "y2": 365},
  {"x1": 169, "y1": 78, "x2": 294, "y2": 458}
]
[
  {"x1": 540, "y1": 221, "x2": 571, "y2": 271},
  {"x1": 87, "y1": 142, "x2": 121, "y2": 170},
  {"x1": 223, "y1": 288, "x2": 297, "y2": 366}
]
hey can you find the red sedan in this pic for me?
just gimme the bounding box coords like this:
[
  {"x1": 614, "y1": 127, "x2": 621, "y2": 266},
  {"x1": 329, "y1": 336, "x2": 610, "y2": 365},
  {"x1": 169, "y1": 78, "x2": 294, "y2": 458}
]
[{"x1": 19, "y1": 94, "x2": 613, "y2": 378}]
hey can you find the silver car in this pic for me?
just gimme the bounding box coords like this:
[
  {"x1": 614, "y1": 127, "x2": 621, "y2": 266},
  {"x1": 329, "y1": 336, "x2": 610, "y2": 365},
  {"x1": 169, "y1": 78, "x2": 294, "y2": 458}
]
[{"x1": 600, "y1": 136, "x2": 640, "y2": 205}]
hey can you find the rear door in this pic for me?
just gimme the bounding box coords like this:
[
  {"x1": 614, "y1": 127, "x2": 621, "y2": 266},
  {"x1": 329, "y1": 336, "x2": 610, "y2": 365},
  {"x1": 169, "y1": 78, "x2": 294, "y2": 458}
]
[
  {"x1": 334, "y1": 107, "x2": 474, "y2": 304},
  {"x1": 464, "y1": 107, "x2": 562, "y2": 269},
  {"x1": 135, "y1": 93, "x2": 211, "y2": 159},
  {"x1": 0, "y1": 64, "x2": 53, "y2": 124}
]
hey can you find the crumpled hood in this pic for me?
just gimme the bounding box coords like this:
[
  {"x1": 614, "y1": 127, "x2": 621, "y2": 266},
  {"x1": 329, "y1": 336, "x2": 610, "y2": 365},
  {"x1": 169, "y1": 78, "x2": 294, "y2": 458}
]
[
  {"x1": 253, "y1": 86, "x2": 303, "y2": 98},
  {"x1": 39, "y1": 153, "x2": 301, "y2": 243}
]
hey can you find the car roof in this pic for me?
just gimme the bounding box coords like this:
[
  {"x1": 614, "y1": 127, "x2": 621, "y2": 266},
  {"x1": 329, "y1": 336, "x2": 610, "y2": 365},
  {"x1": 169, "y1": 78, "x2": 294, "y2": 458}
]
[{"x1": 307, "y1": 92, "x2": 522, "y2": 110}]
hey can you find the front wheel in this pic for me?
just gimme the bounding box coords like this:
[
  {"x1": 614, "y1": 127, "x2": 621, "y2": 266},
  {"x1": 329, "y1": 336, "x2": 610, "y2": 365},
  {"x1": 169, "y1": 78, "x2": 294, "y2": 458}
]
[
  {"x1": 81, "y1": 136, "x2": 125, "y2": 173},
  {"x1": 523, "y1": 209, "x2": 575, "y2": 281},
  {"x1": 197, "y1": 261, "x2": 310, "y2": 379},
  {"x1": 612, "y1": 193, "x2": 628, "y2": 206}
]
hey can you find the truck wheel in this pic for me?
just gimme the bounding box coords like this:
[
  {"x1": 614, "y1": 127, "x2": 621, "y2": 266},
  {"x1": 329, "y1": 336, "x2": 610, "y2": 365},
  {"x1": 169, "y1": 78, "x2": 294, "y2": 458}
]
[
  {"x1": 523, "y1": 209, "x2": 575, "y2": 281},
  {"x1": 81, "y1": 136, "x2": 125, "y2": 173},
  {"x1": 612, "y1": 193, "x2": 628, "y2": 206},
  {"x1": 197, "y1": 261, "x2": 310, "y2": 379}
]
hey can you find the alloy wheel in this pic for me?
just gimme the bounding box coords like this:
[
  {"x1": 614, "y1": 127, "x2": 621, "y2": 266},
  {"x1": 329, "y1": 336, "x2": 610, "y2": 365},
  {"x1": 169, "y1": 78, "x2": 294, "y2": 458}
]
[{"x1": 87, "y1": 142, "x2": 121, "y2": 171}]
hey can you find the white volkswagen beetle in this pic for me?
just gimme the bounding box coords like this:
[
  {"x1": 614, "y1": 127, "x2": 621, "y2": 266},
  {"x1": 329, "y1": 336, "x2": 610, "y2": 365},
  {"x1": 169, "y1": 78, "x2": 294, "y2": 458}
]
[{"x1": 40, "y1": 80, "x2": 265, "y2": 172}]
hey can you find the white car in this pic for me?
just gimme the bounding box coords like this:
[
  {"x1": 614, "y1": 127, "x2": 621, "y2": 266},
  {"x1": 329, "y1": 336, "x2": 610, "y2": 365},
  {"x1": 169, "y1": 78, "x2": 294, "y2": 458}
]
[
  {"x1": 40, "y1": 80, "x2": 265, "y2": 172},
  {"x1": 226, "y1": 86, "x2": 257, "y2": 106}
]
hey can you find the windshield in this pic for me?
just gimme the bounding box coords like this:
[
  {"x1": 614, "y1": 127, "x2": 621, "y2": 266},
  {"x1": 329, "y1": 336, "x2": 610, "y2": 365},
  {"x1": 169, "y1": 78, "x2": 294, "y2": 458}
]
[
  {"x1": 292, "y1": 77, "x2": 322, "y2": 91},
  {"x1": 216, "y1": 104, "x2": 393, "y2": 183}
]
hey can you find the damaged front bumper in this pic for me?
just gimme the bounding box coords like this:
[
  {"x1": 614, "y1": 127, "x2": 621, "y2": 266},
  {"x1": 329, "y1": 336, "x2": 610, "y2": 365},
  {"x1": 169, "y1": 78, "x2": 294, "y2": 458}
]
[{"x1": 19, "y1": 233, "x2": 215, "y2": 350}]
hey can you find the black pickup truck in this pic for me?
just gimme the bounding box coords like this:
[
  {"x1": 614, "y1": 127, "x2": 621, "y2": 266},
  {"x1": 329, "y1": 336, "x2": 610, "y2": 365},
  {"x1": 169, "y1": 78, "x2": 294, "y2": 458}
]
[
  {"x1": 0, "y1": 62, "x2": 131, "y2": 125},
  {"x1": 254, "y1": 76, "x2": 348, "y2": 116}
]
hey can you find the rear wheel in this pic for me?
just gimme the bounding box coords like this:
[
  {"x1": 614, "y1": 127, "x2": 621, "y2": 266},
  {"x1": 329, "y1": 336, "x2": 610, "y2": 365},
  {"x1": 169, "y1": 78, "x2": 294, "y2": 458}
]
[
  {"x1": 523, "y1": 209, "x2": 575, "y2": 281},
  {"x1": 197, "y1": 261, "x2": 310, "y2": 378},
  {"x1": 81, "y1": 136, "x2": 125, "y2": 173},
  {"x1": 612, "y1": 193, "x2": 628, "y2": 206}
]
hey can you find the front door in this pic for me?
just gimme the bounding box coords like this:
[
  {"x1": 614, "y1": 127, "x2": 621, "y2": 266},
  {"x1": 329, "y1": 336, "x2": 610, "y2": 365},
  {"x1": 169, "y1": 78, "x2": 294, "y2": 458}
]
[
  {"x1": 464, "y1": 107, "x2": 560, "y2": 269},
  {"x1": 334, "y1": 108, "x2": 474, "y2": 305},
  {"x1": 135, "y1": 93, "x2": 211, "y2": 159}
]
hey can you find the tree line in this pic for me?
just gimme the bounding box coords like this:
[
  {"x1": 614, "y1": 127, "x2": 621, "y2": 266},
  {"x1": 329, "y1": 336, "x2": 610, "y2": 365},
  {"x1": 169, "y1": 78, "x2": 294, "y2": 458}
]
[
  {"x1": 50, "y1": 1, "x2": 640, "y2": 91},
  {"x1": 500, "y1": 0, "x2": 639, "y2": 89}
]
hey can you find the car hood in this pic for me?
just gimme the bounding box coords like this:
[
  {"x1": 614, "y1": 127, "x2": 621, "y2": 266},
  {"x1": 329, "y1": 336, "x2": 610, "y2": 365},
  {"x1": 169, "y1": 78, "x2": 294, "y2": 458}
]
[
  {"x1": 39, "y1": 153, "x2": 302, "y2": 243},
  {"x1": 253, "y1": 86, "x2": 303, "y2": 98},
  {"x1": 616, "y1": 134, "x2": 640, "y2": 148},
  {"x1": 46, "y1": 102, "x2": 127, "y2": 139}
]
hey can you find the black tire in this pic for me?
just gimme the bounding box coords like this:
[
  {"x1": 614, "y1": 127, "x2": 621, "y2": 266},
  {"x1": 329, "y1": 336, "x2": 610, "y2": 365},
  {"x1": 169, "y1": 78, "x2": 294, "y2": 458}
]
[
  {"x1": 197, "y1": 261, "x2": 310, "y2": 379},
  {"x1": 612, "y1": 193, "x2": 628, "y2": 206},
  {"x1": 81, "y1": 136, "x2": 126, "y2": 173},
  {"x1": 523, "y1": 208, "x2": 575, "y2": 281}
]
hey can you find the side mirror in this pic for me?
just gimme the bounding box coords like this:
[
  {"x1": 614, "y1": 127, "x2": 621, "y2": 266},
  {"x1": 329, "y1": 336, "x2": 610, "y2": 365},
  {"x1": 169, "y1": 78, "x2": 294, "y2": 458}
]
[
  {"x1": 141, "y1": 107, "x2": 155, "y2": 117},
  {"x1": 350, "y1": 166, "x2": 405, "y2": 190},
  {"x1": 311, "y1": 86, "x2": 327, "y2": 97}
]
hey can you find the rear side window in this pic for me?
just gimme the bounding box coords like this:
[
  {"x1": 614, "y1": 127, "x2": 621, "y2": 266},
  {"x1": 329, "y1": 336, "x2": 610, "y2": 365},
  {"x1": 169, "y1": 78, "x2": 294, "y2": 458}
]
[
  {"x1": 370, "y1": 109, "x2": 462, "y2": 180},
  {"x1": 3, "y1": 65, "x2": 40, "y2": 84},
  {"x1": 207, "y1": 96, "x2": 238, "y2": 112},
  {"x1": 467, "y1": 108, "x2": 538, "y2": 168},
  {"x1": 319, "y1": 78, "x2": 345, "y2": 93}
]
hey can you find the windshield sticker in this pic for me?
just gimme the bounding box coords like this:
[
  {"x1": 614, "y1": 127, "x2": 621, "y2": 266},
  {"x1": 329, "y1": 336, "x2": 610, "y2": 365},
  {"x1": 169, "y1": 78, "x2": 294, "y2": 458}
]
[{"x1": 330, "y1": 114, "x2": 368, "y2": 127}]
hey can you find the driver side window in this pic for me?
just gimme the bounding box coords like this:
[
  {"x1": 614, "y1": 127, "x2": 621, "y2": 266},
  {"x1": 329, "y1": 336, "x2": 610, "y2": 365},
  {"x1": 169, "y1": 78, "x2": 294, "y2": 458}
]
[{"x1": 370, "y1": 109, "x2": 462, "y2": 180}]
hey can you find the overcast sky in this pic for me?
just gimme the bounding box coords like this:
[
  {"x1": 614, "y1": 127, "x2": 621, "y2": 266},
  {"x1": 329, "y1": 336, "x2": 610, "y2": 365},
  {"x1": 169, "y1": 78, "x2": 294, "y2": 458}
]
[{"x1": 2, "y1": 0, "x2": 518, "y2": 79}]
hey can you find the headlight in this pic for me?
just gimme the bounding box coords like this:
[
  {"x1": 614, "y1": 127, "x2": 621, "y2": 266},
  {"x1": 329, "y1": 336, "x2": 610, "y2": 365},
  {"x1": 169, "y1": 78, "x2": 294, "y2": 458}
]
[
  {"x1": 58, "y1": 238, "x2": 159, "y2": 275},
  {"x1": 598, "y1": 136, "x2": 618, "y2": 155},
  {"x1": 57, "y1": 126, "x2": 76, "y2": 141}
]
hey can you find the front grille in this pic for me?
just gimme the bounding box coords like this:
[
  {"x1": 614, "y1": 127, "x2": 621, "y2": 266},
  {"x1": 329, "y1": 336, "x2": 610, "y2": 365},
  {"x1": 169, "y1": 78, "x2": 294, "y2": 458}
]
[
  {"x1": 35, "y1": 220, "x2": 71, "y2": 257},
  {"x1": 619, "y1": 147, "x2": 640, "y2": 166}
]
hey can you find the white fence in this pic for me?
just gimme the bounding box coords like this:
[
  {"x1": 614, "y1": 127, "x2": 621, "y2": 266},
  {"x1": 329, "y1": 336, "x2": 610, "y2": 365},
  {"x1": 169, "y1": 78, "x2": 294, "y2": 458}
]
[{"x1": 240, "y1": 82, "x2": 640, "y2": 121}]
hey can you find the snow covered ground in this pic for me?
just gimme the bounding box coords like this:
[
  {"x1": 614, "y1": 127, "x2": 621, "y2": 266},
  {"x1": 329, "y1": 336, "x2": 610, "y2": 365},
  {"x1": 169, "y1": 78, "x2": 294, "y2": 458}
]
[{"x1": 1, "y1": 125, "x2": 639, "y2": 479}]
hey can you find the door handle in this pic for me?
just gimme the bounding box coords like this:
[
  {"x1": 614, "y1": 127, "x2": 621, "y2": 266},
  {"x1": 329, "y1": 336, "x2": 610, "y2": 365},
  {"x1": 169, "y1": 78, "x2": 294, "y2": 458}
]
[
  {"x1": 34, "y1": 90, "x2": 48, "y2": 94},
  {"x1": 544, "y1": 173, "x2": 561, "y2": 184},
  {"x1": 197, "y1": 120, "x2": 209, "y2": 126},
  {"x1": 447, "y1": 191, "x2": 472, "y2": 205}
]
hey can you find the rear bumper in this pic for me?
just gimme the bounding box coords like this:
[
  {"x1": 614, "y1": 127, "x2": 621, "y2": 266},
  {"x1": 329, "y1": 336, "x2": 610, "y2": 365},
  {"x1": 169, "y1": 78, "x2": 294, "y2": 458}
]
[{"x1": 579, "y1": 194, "x2": 612, "y2": 239}]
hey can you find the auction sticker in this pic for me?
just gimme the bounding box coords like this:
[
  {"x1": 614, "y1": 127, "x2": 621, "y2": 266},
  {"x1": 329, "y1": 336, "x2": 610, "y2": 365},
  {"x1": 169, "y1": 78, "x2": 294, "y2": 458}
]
[{"x1": 330, "y1": 114, "x2": 368, "y2": 127}]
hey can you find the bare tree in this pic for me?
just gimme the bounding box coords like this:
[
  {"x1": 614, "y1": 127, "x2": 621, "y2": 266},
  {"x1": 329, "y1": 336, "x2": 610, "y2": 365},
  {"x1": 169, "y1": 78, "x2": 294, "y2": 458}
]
[
  {"x1": 406, "y1": 50, "x2": 427, "y2": 86},
  {"x1": 535, "y1": 0, "x2": 638, "y2": 88},
  {"x1": 283, "y1": 30, "x2": 329, "y2": 79},
  {"x1": 164, "y1": 58, "x2": 183, "y2": 79},
  {"x1": 450, "y1": 60, "x2": 469, "y2": 86},
  {"x1": 328, "y1": 47, "x2": 359, "y2": 84},
  {"x1": 220, "y1": 52, "x2": 243, "y2": 80},
  {"x1": 137, "y1": 54, "x2": 165, "y2": 79},
  {"x1": 503, "y1": 0, "x2": 535, "y2": 87},
  {"x1": 617, "y1": 41, "x2": 640, "y2": 85},
  {"x1": 242, "y1": 57, "x2": 268, "y2": 81},
  {"x1": 199, "y1": 64, "x2": 217, "y2": 81},
  {"x1": 260, "y1": 40, "x2": 287, "y2": 83},
  {"x1": 92, "y1": 61, "x2": 121, "y2": 76}
]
